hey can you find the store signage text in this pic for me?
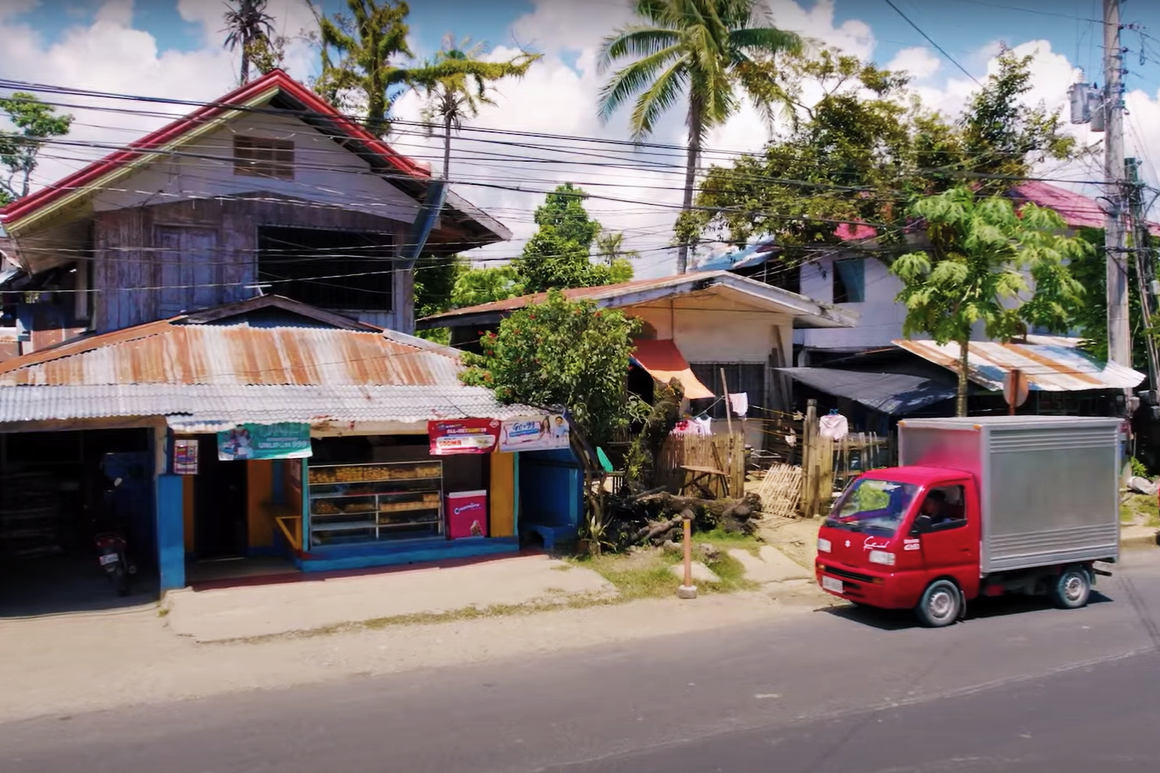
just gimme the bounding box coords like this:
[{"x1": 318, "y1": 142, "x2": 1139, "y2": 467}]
[
  {"x1": 217, "y1": 423, "x2": 313, "y2": 461},
  {"x1": 498, "y1": 415, "x2": 571, "y2": 452},
  {"x1": 428, "y1": 419, "x2": 500, "y2": 455}
]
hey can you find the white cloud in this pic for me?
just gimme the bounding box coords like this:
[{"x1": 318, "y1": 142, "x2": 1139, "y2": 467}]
[{"x1": 887, "y1": 47, "x2": 940, "y2": 80}]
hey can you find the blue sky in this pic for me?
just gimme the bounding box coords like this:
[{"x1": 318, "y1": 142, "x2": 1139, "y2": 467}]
[{"x1": 8, "y1": 0, "x2": 1160, "y2": 93}]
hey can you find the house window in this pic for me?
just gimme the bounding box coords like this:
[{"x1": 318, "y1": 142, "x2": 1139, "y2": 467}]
[
  {"x1": 234, "y1": 136, "x2": 294, "y2": 180},
  {"x1": 258, "y1": 226, "x2": 394, "y2": 312},
  {"x1": 832, "y1": 258, "x2": 865, "y2": 303},
  {"x1": 688, "y1": 362, "x2": 766, "y2": 420}
]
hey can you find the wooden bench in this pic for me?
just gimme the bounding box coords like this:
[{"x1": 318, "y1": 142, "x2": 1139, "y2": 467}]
[{"x1": 679, "y1": 464, "x2": 730, "y2": 499}]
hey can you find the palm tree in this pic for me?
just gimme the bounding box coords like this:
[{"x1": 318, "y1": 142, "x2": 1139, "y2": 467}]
[
  {"x1": 222, "y1": 0, "x2": 276, "y2": 85},
  {"x1": 597, "y1": 0, "x2": 803, "y2": 273},
  {"x1": 418, "y1": 34, "x2": 540, "y2": 180}
]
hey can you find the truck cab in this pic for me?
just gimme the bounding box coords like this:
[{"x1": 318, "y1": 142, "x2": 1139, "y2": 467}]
[{"x1": 817, "y1": 467, "x2": 981, "y2": 624}]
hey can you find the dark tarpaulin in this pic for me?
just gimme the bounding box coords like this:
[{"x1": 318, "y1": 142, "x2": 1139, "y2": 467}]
[{"x1": 777, "y1": 368, "x2": 956, "y2": 416}]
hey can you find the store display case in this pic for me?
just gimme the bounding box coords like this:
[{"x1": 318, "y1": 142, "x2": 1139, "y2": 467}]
[{"x1": 307, "y1": 461, "x2": 443, "y2": 547}]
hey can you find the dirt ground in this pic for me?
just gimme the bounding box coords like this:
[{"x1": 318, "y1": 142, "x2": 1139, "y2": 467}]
[{"x1": 756, "y1": 514, "x2": 821, "y2": 569}]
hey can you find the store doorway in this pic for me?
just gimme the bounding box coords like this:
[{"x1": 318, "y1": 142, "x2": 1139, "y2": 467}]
[{"x1": 194, "y1": 441, "x2": 248, "y2": 559}]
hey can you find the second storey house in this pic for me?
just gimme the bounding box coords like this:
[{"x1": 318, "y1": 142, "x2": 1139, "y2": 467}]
[{"x1": 0, "y1": 69, "x2": 507, "y2": 356}]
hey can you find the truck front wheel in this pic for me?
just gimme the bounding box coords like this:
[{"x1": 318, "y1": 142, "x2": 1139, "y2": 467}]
[
  {"x1": 915, "y1": 579, "x2": 962, "y2": 628},
  {"x1": 1049, "y1": 566, "x2": 1092, "y2": 610}
]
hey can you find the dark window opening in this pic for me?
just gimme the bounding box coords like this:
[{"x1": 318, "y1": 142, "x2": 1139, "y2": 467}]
[
  {"x1": 688, "y1": 362, "x2": 765, "y2": 420},
  {"x1": 234, "y1": 136, "x2": 295, "y2": 180},
  {"x1": 832, "y1": 258, "x2": 865, "y2": 303},
  {"x1": 258, "y1": 226, "x2": 394, "y2": 311}
]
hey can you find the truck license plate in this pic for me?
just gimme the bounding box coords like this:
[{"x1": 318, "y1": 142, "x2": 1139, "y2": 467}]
[
  {"x1": 821, "y1": 575, "x2": 843, "y2": 594},
  {"x1": 99, "y1": 553, "x2": 119, "y2": 566}
]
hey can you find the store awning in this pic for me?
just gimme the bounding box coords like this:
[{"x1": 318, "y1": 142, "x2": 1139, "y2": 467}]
[
  {"x1": 777, "y1": 367, "x2": 956, "y2": 416},
  {"x1": 630, "y1": 339, "x2": 715, "y2": 400}
]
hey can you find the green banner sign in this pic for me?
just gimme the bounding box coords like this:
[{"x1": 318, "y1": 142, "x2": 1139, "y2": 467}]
[{"x1": 217, "y1": 423, "x2": 312, "y2": 461}]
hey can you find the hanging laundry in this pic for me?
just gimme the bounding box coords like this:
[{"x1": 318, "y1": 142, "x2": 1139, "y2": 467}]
[
  {"x1": 819, "y1": 412, "x2": 849, "y2": 441},
  {"x1": 728, "y1": 392, "x2": 748, "y2": 417},
  {"x1": 692, "y1": 416, "x2": 713, "y2": 435}
]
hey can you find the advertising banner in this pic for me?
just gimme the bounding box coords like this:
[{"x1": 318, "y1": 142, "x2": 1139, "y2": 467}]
[
  {"x1": 217, "y1": 423, "x2": 313, "y2": 461},
  {"x1": 498, "y1": 415, "x2": 571, "y2": 452},
  {"x1": 428, "y1": 418, "x2": 501, "y2": 455}
]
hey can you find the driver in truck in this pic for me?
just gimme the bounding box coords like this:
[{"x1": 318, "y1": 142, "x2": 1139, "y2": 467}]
[{"x1": 920, "y1": 489, "x2": 952, "y2": 524}]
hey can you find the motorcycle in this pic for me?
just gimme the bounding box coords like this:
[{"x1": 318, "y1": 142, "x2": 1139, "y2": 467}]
[{"x1": 93, "y1": 477, "x2": 136, "y2": 597}]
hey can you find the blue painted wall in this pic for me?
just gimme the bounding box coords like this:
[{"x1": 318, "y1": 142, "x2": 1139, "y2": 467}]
[
  {"x1": 518, "y1": 448, "x2": 583, "y2": 545},
  {"x1": 156, "y1": 474, "x2": 185, "y2": 591}
]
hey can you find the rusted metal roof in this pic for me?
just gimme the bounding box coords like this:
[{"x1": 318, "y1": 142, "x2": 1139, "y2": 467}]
[
  {"x1": 0, "y1": 384, "x2": 532, "y2": 427},
  {"x1": 893, "y1": 340, "x2": 1145, "y2": 392},
  {"x1": 418, "y1": 270, "x2": 856, "y2": 330},
  {"x1": 0, "y1": 296, "x2": 533, "y2": 425}
]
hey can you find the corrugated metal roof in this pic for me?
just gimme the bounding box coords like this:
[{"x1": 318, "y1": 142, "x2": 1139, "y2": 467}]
[
  {"x1": 777, "y1": 367, "x2": 957, "y2": 415},
  {"x1": 0, "y1": 296, "x2": 535, "y2": 425},
  {"x1": 419, "y1": 270, "x2": 856, "y2": 329},
  {"x1": 893, "y1": 340, "x2": 1145, "y2": 392},
  {"x1": 0, "y1": 384, "x2": 533, "y2": 426},
  {"x1": 0, "y1": 322, "x2": 463, "y2": 388}
]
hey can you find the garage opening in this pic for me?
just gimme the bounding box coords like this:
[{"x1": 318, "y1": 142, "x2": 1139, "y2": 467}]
[{"x1": 0, "y1": 429, "x2": 155, "y2": 616}]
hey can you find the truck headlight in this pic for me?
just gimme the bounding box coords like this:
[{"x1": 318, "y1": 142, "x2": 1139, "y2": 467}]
[
  {"x1": 868, "y1": 550, "x2": 895, "y2": 566},
  {"x1": 817, "y1": 537, "x2": 832, "y2": 553}
]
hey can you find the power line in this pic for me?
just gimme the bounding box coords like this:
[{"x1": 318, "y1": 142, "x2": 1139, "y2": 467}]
[{"x1": 880, "y1": 0, "x2": 983, "y2": 86}]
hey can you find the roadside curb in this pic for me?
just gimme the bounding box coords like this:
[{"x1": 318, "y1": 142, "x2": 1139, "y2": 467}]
[{"x1": 1122, "y1": 532, "x2": 1159, "y2": 549}]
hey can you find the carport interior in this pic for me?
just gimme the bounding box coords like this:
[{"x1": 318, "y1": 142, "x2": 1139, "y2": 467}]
[{"x1": 0, "y1": 428, "x2": 156, "y2": 615}]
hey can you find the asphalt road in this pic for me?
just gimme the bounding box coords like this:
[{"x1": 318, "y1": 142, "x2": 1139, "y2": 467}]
[{"x1": 4, "y1": 550, "x2": 1160, "y2": 773}]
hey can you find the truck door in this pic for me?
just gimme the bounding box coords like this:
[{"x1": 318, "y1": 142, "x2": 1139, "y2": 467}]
[{"x1": 915, "y1": 482, "x2": 980, "y2": 598}]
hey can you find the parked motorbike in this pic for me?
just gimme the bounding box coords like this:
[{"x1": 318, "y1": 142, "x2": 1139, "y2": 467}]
[{"x1": 93, "y1": 477, "x2": 136, "y2": 597}]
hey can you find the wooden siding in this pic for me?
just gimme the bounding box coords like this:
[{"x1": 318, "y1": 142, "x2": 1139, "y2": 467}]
[{"x1": 92, "y1": 195, "x2": 412, "y2": 332}]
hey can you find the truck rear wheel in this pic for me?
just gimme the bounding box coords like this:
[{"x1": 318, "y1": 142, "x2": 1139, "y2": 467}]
[
  {"x1": 1049, "y1": 566, "x2": 1091, "y2": 610},
  {"x1": 915, "y1": 579, "x2": 961, "y2": 628}
]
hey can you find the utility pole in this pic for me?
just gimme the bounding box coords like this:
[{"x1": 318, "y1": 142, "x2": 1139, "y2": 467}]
[
  {"x1": 1104, "y1": 0, "x2": 1132, "y2": 374},
  {"x1": 1127, "y1": 158, "x2": 1159, "y2": 390}
]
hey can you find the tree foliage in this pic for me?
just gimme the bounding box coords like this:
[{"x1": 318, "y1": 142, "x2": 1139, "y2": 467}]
[
  {"x1": 1065, "y1": 227, "x2": 1152, "y2": 369},
  {"x1": 451, "y1": 265, "x2": 524, "y2": 308},
  {"x1": 461, "y1": 290, "x2": 641, "y2": 446},
  {"x1": 597, "y1": 0, "x2": 803, "y2": 273},
  {"x1": 222, "y1": 0, "x2": 277, "y2": 84},
  {"x1": 418, "y1": 34, "x2": 539, "y2": 178},
  {"x1": 513, "y1": 183, "x2": 634, "y2": 293},
  {"x1": 891, "y1": 186, "x2": 1089, "y2": 415},
  {"x1": 0, "y1": 93, "x2": 73, "y2": 205},
  {"x1": 688, "y1": 47, "x2": 1082, "y2": 266}
]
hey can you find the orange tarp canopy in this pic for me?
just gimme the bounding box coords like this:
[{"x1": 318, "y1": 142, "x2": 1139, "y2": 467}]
[{"x1": 630, "y1": 339, "x2": 715, "y2": 400}]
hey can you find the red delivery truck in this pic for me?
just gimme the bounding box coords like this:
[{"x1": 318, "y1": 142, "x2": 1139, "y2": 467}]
[{"x1": 815, "y1": 416, "x2": 1121, "y2": 627}]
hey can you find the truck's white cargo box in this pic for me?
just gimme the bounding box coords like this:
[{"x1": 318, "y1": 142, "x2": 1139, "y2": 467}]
[{"x1": 897, "y1": 416, "x2": 1122, "y2": 573}]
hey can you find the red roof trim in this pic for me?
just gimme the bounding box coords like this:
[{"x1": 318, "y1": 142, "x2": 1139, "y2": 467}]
[{"x1": 0, "y1": 69, "x2": 430, "y2": 225}]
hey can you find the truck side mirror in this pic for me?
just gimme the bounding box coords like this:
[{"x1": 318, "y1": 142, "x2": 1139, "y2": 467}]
[{"x1": 911, "y1": 514, "x2": 933, "y2": 536}]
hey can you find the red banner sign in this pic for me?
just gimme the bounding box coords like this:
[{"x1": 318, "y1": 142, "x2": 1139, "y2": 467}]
[{"x1": 428, "y1": 418, "x2": 501, "y2": 455}]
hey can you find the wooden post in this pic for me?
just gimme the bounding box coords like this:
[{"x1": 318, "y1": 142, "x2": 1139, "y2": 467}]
[
  {"x1": 802, "y1": 399, "x2": 818, "y2": 518},
  {"x1": 719, "y1": 368, "x2": 735, "y2": 478},
  {"x1": 677, "y1": 513, "x2": 697, "y2": 599}
]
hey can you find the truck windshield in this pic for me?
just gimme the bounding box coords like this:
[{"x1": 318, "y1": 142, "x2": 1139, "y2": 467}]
[{"x1": 825, "y1": 478, "x2": 919, "y2": 537}]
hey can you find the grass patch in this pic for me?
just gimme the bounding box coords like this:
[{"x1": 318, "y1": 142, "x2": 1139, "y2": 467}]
[
  {"x1": 1121, "y1": 492, "x2": 1160, "y2": 526},
  {"x1": 692, "y1": 528, "x2": 762, "y2": 556},
  {"x1": 575, "y1": 539, "x2": 758, "y2": 600}
]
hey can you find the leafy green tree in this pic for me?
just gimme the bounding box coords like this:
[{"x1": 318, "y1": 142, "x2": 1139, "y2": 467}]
[
  {"x1": 891, "y1": 186, "x2": 1090, "y2": 415},
  {"x1": 691, "y1": 50, "x2": 938, "y2": 258},
  {"x1": 957, "y1": 47, "x2": 1078, "y2": 193},
  {"x1": 461, "y1": 290, "x2": 641, "y2": 446},
  {"x1": 597, "y1": 0, "x2": 802, "y2": 273},
  {"x1": 222, "y1": 0, "x2": 276, "y2": 85},
  {"x1": 451, "y1": 265, "x2": 524, "y2": 308},
  {"x1": 413, "y1": 256, "x2": 465, "y2": 343},
  {"x1": 688, "y1": 48, "x2": 1081, "y2": 266},
  {"x1": 513, "y1": 183, "x2": 630, "y2": 292},
  {"x1": 1065, "y1": 227, "x2": 1152, "y2": 369},
  {"x1": 0, "y1": 93, "x2": 73, "y2": 205},
  {"x1": 417, "y1": 34, "x2": 539, "y2": 178}
]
